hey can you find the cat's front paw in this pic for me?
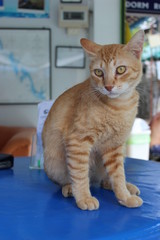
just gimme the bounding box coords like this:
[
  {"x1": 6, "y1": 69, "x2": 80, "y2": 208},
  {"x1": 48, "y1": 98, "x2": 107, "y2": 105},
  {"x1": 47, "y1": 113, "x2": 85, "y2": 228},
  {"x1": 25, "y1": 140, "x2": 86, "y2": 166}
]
[
  {"x1": 119, "y1": 195, "x2": 143, "y2": 208},
  {"x1": 77, "y1": 196, "x2": 99, "y2": 210}
]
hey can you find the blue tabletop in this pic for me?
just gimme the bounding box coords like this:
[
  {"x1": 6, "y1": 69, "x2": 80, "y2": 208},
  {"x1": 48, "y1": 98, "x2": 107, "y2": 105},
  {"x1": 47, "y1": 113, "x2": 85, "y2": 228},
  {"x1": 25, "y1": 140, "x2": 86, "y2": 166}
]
[{"x1": 0, "y1": 157, "x2": 160, "y2": 240}]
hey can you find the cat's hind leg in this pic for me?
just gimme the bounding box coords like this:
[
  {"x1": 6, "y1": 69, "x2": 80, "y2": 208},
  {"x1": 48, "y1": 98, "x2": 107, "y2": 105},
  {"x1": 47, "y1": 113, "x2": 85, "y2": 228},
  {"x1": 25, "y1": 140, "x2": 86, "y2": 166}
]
[
  {"x1": 101, "y1": 176, "x2": 112, "y2": 190},
  {"x1": 126, "y1": 182, "x2": 140, "y2": 195},
  {"x1": 101, "y1": 178, "x2": 140, "y2": 195},
  {"x1": 43, "y1": 130, "x2": 70, "y2": 186},
  {"x1": 62, "y1": 184, "x2": 73, "y2": 197}
]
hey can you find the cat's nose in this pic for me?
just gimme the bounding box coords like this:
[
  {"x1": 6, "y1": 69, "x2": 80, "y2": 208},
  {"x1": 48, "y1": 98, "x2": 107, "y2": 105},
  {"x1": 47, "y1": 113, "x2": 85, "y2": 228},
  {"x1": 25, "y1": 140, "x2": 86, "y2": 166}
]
[{"x1": 105, "y1": 85, "x2": 114, "y2": 92}]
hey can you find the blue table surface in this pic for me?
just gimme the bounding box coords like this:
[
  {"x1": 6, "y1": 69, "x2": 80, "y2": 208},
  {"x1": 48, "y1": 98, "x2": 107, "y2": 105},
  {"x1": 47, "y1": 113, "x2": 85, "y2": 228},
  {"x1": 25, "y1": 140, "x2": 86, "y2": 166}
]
[{"x1": 0, "y1": 157, "x2": 160, "y2": 240}]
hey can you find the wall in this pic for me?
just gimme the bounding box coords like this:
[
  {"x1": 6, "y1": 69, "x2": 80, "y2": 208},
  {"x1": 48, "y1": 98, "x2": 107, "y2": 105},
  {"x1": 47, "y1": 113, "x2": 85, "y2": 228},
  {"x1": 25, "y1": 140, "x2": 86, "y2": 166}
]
[
  {"x1": 0, "y1": 0, "x2": 120, "y2": 127},
  {"x1": 93, "y1": 0, "x2": 121, "y2": 44}
]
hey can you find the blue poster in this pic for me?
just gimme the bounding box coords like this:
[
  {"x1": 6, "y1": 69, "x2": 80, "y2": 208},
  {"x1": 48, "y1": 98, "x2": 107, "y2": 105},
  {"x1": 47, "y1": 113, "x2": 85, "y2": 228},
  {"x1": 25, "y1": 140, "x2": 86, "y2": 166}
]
[
  {"x1": 0, "y1": 0, "x2": 3, "y2": 7},
  {"x1": 126, "y1": 0, "x2": 160, "y2": 14},
  {"x1": 0, "y1": 0, "x2": 49, "y2": 18}
]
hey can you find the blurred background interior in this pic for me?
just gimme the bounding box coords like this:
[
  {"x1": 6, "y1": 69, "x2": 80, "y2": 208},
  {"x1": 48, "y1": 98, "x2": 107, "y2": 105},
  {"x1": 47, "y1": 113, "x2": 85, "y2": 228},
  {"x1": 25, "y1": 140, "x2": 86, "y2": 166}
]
[{"x1": 0, "y1": 0, "x2": 160, "y2": 163}]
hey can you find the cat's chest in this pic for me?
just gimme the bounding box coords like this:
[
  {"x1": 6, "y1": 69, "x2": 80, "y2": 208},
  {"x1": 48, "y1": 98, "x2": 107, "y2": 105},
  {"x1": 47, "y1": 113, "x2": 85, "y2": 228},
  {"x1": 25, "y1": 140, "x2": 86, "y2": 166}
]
[
  {"x1": 99, "y1": 111, "x2": 131, "y2": 136},
  {"x1": 90, "y1": 103, "x2": 136, "y2": 144}
]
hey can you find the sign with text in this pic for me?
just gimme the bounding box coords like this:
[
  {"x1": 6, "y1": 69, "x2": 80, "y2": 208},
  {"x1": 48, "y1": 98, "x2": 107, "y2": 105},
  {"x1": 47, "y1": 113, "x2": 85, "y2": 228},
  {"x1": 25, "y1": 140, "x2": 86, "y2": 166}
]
[{"x1": 126, "y1": 0, "x2": 160, "y2": 14}]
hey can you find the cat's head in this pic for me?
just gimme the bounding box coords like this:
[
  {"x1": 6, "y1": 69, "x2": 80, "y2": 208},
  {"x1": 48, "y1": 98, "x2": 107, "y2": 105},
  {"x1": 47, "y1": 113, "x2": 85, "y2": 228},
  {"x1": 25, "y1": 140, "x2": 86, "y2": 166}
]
[{"x1": 80, "y1": 30, "x2": 144, "y2": 99}]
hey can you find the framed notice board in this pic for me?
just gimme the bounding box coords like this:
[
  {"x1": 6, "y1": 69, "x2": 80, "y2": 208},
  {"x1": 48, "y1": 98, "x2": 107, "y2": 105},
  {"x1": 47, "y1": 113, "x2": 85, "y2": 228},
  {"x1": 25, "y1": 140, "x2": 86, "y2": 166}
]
[{"x1": 0, "y1": 28, "x2": 51, "y2": 104}]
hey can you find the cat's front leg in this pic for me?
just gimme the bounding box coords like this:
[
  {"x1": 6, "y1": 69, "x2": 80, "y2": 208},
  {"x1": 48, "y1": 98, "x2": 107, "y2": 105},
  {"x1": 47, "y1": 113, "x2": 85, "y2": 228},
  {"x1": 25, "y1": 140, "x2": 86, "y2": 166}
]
[
  {"x1": 103, "y1": 146, "x2": 143, "y2": 208},
  {"x1": 66, "y1": 136, "x2": 99, "y2": 210}
]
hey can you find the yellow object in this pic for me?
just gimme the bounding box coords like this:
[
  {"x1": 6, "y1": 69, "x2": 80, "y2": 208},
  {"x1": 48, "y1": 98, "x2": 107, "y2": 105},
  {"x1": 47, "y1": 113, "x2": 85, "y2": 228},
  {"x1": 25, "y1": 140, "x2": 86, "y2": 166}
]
[{"x1": 125, "y1": 21, "x2": 132, "y2": 44}]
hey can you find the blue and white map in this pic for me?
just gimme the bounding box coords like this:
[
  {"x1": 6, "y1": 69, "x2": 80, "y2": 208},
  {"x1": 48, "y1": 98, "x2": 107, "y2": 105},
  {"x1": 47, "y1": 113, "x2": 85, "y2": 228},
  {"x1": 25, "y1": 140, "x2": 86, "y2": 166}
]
[{"x1": 0, "y1": 29, "x2": 50, "y2": 103}]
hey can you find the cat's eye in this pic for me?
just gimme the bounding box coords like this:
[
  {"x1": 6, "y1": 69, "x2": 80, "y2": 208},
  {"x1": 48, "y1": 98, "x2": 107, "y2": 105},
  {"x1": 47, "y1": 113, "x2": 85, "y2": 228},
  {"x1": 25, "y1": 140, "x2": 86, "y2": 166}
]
[
  {"x1": 94, "y1": 69, "x2": 104, "y2": 77},
  {"x1": 116, "y1": 66, "x2": 126, "y2": 75}
]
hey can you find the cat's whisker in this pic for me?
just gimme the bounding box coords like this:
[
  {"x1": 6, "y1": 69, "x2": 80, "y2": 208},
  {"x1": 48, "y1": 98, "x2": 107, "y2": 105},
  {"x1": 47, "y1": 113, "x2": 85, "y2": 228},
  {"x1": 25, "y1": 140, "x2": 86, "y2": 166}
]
[{"x1": 84, "y1": 87, "x2": 103, "y2": 102}]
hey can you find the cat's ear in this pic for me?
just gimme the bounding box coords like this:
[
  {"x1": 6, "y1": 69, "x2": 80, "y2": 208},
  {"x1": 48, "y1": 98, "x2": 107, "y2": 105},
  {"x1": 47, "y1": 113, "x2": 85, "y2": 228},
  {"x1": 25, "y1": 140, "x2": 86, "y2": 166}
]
[
  {"x1": 125, "y1": 30, "x2": 144, "y2": 59},
  {"x1": 80, "y1": 38, "x2": 101, "y2": 57}
]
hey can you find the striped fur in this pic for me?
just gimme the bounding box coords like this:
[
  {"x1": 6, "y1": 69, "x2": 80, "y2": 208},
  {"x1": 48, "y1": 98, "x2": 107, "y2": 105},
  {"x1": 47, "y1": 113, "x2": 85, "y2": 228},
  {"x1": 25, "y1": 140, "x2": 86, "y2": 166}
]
[{"x1": 42, "y1": 30, "x2": 144, "y2": 210}]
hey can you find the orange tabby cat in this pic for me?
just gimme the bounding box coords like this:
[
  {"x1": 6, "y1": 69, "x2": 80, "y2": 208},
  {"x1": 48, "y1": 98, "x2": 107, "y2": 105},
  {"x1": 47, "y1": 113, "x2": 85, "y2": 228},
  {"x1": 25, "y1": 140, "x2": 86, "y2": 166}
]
[{"x1": 42, "y1": 30, "x2": 144, "y2": 210}]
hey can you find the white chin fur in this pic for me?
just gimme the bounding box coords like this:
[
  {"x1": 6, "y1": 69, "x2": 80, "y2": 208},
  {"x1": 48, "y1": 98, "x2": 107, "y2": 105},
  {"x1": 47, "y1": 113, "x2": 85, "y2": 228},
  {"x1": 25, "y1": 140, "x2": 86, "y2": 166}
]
[
  {"x1": 106, "y1": 93, "x2": 120, "y2": 99},
  {"x1": 99, "y1": 88, "x2": 120, "y2": 98}
]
